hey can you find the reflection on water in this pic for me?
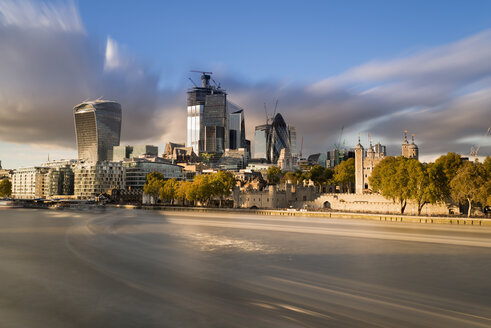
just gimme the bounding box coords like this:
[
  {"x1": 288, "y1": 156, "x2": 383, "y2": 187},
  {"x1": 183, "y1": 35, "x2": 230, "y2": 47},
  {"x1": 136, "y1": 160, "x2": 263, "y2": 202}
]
[{"x1": 182, "y1": 231, "x2": 277, "y2": 253}]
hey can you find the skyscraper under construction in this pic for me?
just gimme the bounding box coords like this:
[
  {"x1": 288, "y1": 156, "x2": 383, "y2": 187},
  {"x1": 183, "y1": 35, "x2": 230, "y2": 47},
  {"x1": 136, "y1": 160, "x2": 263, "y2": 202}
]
[
  {"x1": 74, "y1": 100, "x2": 122, "y2": 162},
  {"x1": 186, "y1": 72, "x2": 228, "y2": 155}
]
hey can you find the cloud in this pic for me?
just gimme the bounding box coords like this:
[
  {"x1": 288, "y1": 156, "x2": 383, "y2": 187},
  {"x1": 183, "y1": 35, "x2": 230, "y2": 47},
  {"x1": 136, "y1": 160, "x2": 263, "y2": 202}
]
[
  {"x1": 220, "y1": 32, "x2": 491, "y2": 158},
  {"x1": 0, "y1": 0, "x2": 490, "y2": 162},
  {"x1": 0, "y1": 0, "x2": 166, "y2": 149}
]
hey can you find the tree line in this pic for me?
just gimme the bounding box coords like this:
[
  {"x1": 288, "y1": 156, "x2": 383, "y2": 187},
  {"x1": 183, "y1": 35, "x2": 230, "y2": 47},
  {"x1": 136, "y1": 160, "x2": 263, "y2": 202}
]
[
  {"x1": 369, "y1": 153, "x2": 490, "y2": 216},
  {"x1": 143, "y1": 171, "x2": 236, "y2": 207}
]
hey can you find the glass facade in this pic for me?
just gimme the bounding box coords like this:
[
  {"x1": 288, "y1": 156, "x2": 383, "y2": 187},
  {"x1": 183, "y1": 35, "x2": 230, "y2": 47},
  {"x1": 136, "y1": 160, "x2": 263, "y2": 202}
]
[
  {"x1": 74, "y1": 100, "x2": 122, "y2": 163},
  {"x1": 186, "y1": 104, "x2": 203, "y2": 154},
  {"x1": 288, "y1": 125, "x2": 297, "y2": 157},
  {"x1": 254, "y1": 124, "x2": 270, "y2": 160},
  {"x1": 229, "y1": 107, "x2": 245, "y2": 150},
  {"x1": 186, "y1": 74, "x2": 228, "y2": 155},
  {"x1": 270, "y1": 114, "x2": 290, "y2": 164}
]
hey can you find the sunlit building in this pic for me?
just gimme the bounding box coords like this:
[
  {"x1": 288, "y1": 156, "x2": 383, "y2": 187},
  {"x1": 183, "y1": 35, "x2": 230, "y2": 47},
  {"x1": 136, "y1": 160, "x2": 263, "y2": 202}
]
[{"x1": 186, "y1": 73, "x2": 228, "y2": 154}]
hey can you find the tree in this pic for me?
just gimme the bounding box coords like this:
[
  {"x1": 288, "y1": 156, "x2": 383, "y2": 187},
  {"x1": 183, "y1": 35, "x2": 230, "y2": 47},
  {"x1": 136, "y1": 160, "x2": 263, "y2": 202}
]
[
  {"x1": 407, "y1": 161, "x2": 436, "y2": 215},
  {"x1": 266, "y1": 166, "x2": 282, "y2": 184},
  {"x1": 143, "y1": 178, "x2": 164, "y2": 201},
  {"x1": 200, "y1": 152, "x2": 213, "y2": 164},
  {"x1": 210, "y1": 171, "x2": 236, "y2": 207},
  {"x1": 370, "y1": 156, "x2": 411, "y2": 214},
  {"x1": 176, "y1": 181, "x2": 191, "y2": 205},
  {"x1": 193, "y1": 174, "x2": 213, "y2": 205},
  {"x1": 483, "y1": 157, "x2": 491, "y2": 207},
  {"x1": 333, "y1": 158, "x2": 355, "y2": 192},
  {"x1": 430, "y1": 152, "x2": 464, "y2": 202},
  {"x1": 450, "y1": 161, "x2": 487, "y2": 217},
  {"x1": 143, "y1": 172, "x2": 165, "y2": 202},
  {"x1": 146, "y1": 171, "x2": 164, "y2": 184},
  {"x1": 160, "y1": 179, "x2": 179, "y2": 204},
  {"x1": 0, "y1": 179, "x2": 12, "y2": 197}
]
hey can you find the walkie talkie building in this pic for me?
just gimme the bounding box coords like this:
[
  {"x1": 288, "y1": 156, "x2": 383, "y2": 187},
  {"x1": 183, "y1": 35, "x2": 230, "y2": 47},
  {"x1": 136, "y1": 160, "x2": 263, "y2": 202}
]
[{"x1": 74, "y1": 100, "x2": 122, "y2": 162}]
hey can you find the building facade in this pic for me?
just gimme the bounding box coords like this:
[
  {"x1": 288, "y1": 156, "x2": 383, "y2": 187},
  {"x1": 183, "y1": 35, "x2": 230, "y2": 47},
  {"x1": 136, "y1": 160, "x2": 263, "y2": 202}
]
[
  {"x1": 186, "y1": 73, "x2": 228, "y2": 154},
  {"x1": 123, "y1": 158, "x2": 183, "y2": 189},
  {"x1": 11, "y1": 167, "x2": 48, "y2": 199},
  {"x1": 228, "y1": 106, "x2": 246, "y2": 150},
  {"x1": 73, "y1": 161, "x2": 125, "y2": 199},
  {"x1": 113, "y1": 145, "x2": 158, "y2": 161},
  {"x1": 253, "y1": 124, "x2": 271, "y2": 160},
  {"x1": 74, "y1": 100, "x2": 122, "y2": 162},
  {"x1": 355, "y1": 133, "x2": 418, "y2": 194}
]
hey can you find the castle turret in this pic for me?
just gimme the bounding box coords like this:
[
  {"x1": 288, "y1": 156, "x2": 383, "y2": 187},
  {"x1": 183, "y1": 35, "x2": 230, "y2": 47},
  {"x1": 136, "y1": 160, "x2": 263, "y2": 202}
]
[
  {"x1": 408, "y1": 134, "x2": 419, "y2": 160},
  {"x1": 401, "y1": 130, "x2": 410, "y2": 158}
]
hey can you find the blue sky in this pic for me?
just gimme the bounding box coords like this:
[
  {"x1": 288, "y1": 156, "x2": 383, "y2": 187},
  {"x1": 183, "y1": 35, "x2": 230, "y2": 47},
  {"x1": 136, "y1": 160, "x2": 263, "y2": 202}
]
[
  {"x1": 77, "y1": 0, "x2": 491, "y2": 84},
  {"x1": 0, "y1": 0, "x2": 491, "y2": 168}
]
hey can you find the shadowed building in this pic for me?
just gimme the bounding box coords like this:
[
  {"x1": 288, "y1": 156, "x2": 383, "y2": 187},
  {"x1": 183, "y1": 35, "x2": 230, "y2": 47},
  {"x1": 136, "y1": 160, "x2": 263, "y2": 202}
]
[
  {"x1": 74, "y1": 100, "x2": 122, "y2": 163},
  {"x1": 269, "y1": 114, "x2": 290, "y2": 164}
]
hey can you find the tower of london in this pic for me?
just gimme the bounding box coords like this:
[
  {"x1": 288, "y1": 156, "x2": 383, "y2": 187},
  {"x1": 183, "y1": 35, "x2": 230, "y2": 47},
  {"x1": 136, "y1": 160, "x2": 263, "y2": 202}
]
[{"x1": 355, "y1": 131, "x2": 418, "y2": 194}]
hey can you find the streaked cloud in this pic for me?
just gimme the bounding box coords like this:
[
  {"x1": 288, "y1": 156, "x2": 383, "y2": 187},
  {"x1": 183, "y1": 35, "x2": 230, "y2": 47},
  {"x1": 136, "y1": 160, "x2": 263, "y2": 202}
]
[{"x1": 0, "y1": 0, "x2": 489, "y2": 165}]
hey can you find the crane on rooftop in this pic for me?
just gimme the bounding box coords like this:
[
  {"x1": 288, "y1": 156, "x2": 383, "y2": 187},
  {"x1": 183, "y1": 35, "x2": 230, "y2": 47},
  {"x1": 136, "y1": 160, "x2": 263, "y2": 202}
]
[
  {"x1": 190, "y1": 70, "x2": 213, "y2": 88},
  {"x1": 470, "y1": 125, "x2": 491, "y2": 161}
]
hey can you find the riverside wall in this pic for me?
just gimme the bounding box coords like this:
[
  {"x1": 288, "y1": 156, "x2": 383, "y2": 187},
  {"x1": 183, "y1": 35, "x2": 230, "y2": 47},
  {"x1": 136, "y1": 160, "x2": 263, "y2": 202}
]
[
  {"x1": 109, "y1": 205, "x2": 491, "y2": 226},
  {"x1": 307, "y1": 193, "x2": 451, "y2": 216}
]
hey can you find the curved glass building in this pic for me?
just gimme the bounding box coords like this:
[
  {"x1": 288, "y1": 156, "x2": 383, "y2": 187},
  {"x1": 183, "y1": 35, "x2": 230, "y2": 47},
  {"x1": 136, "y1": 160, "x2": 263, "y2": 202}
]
[
  {"x1": 269, "y1": 114, "x2": 290, "y2": 164},
  {"x1": 74, "y1": 100, "x2": 122, "y2": 162}
]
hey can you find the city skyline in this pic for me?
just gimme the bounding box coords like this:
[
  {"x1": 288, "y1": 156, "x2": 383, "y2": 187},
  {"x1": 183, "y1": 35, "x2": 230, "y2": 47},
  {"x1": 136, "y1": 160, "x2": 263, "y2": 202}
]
[{"x1": 1, "y1": 0, "x2": 491, "y2": 168}]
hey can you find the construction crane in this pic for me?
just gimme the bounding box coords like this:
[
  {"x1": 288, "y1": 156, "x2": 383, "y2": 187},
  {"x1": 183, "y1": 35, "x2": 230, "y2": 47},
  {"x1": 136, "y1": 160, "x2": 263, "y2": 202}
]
[
  {"x1": 190, "y1": 70, "x2": 213, "y2": 75},
  {"x1": 188, "y1": 77, "x2": 198, "y2": 88},
  {"x1": 264, "y1": 103, "x2": 269, "y2": 124},
  {"x1": 272, "y1": 99, "x2": 279, "y2": 119},
  {"x1": 470, "y1": 125, "x2": 491, "y2": 161}
]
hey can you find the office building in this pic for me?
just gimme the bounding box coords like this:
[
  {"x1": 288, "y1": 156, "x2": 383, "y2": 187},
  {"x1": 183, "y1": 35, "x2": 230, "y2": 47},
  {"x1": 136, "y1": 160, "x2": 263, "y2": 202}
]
[
  {"x1": 253, "y1": 114, "x2": 295, "y2": 164},
  {"x1": 123, "y1": 157, "x2": 183, "y2": 189},
  {"x1": 253, "y1": 124, "x2": 271, "y2": 160},
  {"x1": 11, "y1": 167, "x2": 48, "y2": 199},
  {"x1": 288, "y1": 125, "x2": 297, "y2": 158},
  {"x1": 112, "y1": 145, "x2": 158, "y2": 161},
  {"x1": 73, "y1": 161, "x2": 125, "y2": 199},
  {"x1": 269, "y1": 114, "x2": 290, "y2": 164},
  {"x1": 229, "y1": 106, "x2": 246, "y2": 150},
  {"x1": 186, "y1": 73, "x2": 228, "y2": 154},
  {"x1": 74, "y1": 100, "x2": 122, "y2": 162}
]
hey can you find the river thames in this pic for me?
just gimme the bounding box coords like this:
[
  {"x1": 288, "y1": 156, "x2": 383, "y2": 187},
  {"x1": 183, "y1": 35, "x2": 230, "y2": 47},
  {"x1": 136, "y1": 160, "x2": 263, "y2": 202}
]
[{"x1": 0, "y1": 208, "x2": 490, "y2": 327}]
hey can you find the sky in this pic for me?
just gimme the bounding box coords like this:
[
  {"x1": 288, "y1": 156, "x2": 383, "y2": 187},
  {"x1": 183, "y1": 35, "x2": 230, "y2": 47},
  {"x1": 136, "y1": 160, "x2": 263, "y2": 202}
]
[{"x1": 0, "y1": 0, "x2": 491, "y2": 169}]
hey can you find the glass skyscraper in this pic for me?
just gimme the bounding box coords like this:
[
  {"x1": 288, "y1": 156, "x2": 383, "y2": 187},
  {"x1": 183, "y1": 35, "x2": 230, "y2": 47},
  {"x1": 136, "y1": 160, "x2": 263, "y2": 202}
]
[
  {"x1": 228, "y1": 105, "x2": 246, "y2": 150},
  {"x1": 254, "y1": 114, "x2": 295, "y2": 164},
  {"x1": 186, "y1": 73, "x2": 228, "y2": 154},
  {"x1": 74, "y1": 100, "x2": 122, "y2": 162},
  {"x1": 254, "y1": 124, "x2": 271, "y2": 160},
  {"x1": 269, "y1": 114, "x2": 290, "y2": 164}
]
